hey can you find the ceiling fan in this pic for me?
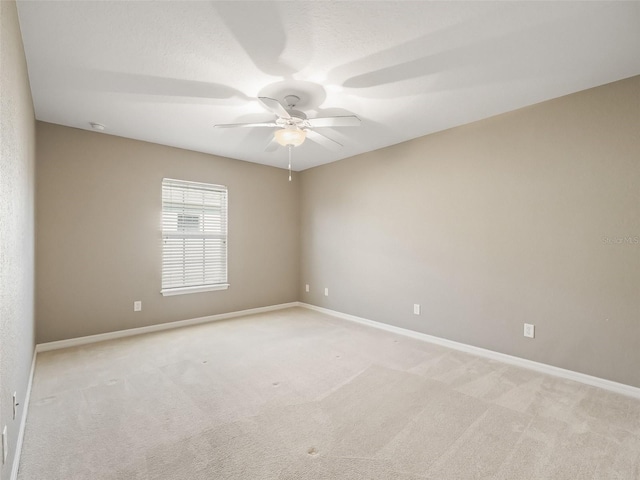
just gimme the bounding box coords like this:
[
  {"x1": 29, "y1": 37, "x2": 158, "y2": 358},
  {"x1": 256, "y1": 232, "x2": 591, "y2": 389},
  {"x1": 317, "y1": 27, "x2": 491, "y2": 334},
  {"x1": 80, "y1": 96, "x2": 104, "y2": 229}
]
[{"x1": 214, "y1": 95, "x2": 361, "y2": 152}]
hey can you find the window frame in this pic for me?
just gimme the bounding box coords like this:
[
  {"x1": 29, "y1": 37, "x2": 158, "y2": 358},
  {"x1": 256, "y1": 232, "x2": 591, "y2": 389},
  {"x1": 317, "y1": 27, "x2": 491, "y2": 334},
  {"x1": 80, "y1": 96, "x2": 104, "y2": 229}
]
[{"x1": 161, "y1": 178, "x2": 229, "y2": 296}]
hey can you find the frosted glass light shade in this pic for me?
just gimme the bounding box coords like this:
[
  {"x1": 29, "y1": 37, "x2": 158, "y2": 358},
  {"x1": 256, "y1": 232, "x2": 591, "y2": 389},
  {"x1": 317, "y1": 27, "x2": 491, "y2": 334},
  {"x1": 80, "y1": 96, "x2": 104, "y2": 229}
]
[{"x1": 274, "y1": 126, "x2": 306, "y2": 147}]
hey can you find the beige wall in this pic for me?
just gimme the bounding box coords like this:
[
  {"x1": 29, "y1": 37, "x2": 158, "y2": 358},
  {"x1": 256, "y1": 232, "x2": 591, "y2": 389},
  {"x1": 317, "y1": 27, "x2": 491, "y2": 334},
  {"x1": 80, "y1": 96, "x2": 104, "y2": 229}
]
[
  {"x1": 300, "y1": 76, "x2": 640, "y2": 388},
  {"x1": 36, "y1": 122, "x2": 299, "y2": 343},
  {"x1": 0, "y1": 1, "x2": 36, "y2": 477},
  {"x1": 32, "y1": 74, "x2": 640, "y2": 389}
]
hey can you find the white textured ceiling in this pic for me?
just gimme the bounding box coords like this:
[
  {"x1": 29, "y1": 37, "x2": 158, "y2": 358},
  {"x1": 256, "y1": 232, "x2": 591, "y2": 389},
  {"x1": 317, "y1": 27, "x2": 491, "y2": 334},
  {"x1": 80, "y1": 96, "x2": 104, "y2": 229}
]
[{"x1": 16, "y1": 1, "x2": 640, "y2": 171}]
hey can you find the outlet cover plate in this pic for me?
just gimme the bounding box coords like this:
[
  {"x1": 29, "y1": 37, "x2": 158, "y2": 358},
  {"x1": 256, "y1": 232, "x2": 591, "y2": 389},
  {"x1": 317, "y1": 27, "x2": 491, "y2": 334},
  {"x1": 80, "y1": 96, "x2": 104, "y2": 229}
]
[
  {"x1": 413, "y1": 304, "x2": 421, "y2": 315},
  {"x1": 524, "y1": 323, "x2": 535, "y2": 338}
]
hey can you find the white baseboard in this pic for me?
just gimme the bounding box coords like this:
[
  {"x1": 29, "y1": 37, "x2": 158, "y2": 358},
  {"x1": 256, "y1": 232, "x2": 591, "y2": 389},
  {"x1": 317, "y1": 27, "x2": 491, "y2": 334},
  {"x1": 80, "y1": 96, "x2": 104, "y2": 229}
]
[
  {"x1": 10, "y1": 350, "x2": 36, "y2": 480},
  {"x1": 14, "y1": 300, "x2": 639, "y2": 479},
  {"x1": 300, "y1": 303, "x2": 640, "y2": 400},
  {"x1": 36, "y1": 302, "x2": 301, "y2": 353}
]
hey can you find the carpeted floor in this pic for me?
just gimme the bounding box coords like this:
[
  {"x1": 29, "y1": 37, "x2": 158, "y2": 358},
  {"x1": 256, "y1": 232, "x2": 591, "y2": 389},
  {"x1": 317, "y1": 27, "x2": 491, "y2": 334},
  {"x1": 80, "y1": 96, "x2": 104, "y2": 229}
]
[{"x1": 18, "y1": 307, "x2": 640, "y2": 479}]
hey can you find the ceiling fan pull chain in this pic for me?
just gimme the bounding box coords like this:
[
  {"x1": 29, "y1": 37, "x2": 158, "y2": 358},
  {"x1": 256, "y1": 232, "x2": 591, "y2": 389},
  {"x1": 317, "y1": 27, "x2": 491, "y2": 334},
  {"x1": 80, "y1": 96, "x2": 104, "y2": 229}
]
[{"x1": 288, "y1": 144, "x2": 292, "y2": 182}]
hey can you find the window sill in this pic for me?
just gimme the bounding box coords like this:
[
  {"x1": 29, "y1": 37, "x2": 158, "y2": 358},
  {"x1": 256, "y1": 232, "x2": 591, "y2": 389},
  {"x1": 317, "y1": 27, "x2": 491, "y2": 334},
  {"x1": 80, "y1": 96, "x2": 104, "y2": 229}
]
[{"x1": 161, "y1": 284, "x2": 230, "y2": 296}]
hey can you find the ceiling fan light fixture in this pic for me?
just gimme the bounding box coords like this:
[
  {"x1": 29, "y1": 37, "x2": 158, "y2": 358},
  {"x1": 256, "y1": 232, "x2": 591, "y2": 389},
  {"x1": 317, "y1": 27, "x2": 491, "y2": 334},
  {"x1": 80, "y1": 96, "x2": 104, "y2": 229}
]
[{"x1": 274, "y1": 126, "x2": 306, "y2": 147}]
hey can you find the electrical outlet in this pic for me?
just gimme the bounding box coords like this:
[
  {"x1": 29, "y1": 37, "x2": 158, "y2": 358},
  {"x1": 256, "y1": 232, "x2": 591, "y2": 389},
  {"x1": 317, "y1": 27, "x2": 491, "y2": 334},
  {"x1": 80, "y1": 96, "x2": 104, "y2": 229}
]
[
  {"x1": 133, "y1": 301, "x2": 142, "y2": 312},
  {"x1": 524, "y1": 323, "x2": 535, "y2": 338},
  {"x1": 324, "y1": 288, "x2": 329, "y2": 297},
  {"x1": 12, "y1": 392, "x2": 18, "y2": 420},
  {"x1": 2, "y1": 425, "x2": 7, "y2": 464},
  {"x1": 413, "y1": 304, "x2": 421, "y2": 315},
  {"x1": 305, "y1": 284, "x2": 309, "y2": 293}
]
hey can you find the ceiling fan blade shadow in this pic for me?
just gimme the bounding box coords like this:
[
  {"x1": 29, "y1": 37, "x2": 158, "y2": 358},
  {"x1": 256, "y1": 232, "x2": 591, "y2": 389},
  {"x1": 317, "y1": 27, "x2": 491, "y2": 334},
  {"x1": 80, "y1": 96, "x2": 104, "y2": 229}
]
[
  {"x1": 306, "y1": 130, "x2": 342, "y2": 151},
  {"x1": 214, "y1": 122, "x2": 277, "y2": 128},
  {"x1": 326, "y1": 5, "x2": 560, "y2": 90},
  {"x1": 259, "y1": 97, "x2": 291, "y2": 119},
  {"x1": 58, "y1": 68, "x2": 250, "y2": 101},
  {"x1": 307, "y1": 116, "x2": 361, "y2": 128},
  {"x1": 342, "y1": 56, "x2": 443, "y2": 89},
  {"x1": 212, "y1": 1, "x2": 296, "y2": 77}
]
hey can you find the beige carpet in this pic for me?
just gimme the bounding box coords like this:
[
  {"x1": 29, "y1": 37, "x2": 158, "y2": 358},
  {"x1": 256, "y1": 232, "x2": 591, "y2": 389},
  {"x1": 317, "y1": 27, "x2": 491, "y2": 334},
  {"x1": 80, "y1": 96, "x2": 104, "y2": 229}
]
[{"x1": 18, "y1": 307, "x2": 640, "y2": 479}]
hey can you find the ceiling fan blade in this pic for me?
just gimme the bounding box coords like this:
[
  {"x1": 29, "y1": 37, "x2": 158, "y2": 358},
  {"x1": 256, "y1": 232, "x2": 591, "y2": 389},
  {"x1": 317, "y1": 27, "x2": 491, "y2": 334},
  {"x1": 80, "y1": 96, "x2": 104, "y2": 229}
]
[
  {"x1": 307, "y1": 116, "x2": 361, "y2": 128},
  {"x1": 265, "y1": 135, "x2": 279, "y2": 152},
  {"x1": 305, "y1": 130, "x2": 343, "y2": 151},
  {"x1": 214, "y1": 122, "x2": 277, "y2": 128},
  {"x1": 258, "y1": 97, "x2": 291, "y2": 119}
]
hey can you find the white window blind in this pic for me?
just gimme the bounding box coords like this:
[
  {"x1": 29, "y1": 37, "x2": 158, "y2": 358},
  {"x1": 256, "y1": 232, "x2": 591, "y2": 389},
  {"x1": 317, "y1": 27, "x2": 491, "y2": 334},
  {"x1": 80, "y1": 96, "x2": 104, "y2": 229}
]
[{"x1": 161, "y1": 178, "x2": 228, "y2": 296}]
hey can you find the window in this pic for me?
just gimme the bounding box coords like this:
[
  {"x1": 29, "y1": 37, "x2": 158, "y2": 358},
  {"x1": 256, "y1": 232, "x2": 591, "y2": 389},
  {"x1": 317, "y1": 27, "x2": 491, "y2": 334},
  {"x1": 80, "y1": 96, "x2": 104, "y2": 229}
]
[{"x1": 161, "y1": 178, "x2": 228, "y2": 295}]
